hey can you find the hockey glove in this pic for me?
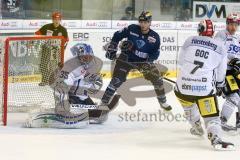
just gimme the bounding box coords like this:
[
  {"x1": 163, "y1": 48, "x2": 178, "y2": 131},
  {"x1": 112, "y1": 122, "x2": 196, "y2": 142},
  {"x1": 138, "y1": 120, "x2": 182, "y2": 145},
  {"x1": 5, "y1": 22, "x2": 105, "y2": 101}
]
[
  {"x1": 228, "y1": 58, "x2": 240, "y2": 78},
  {"x1": 216, "y1": 87, "x2": 223, "y2": 97},
  {"x1": 84, "y1": 73, "x2": 103, "y2": 94},
  {"x1": 119, "y1": 40, "x2": 135, "y2": 52},
  {"x1": 104, "y1": 42, "x2": 118, "y2": 60},
  {"x1": 216, "y1": 82, "x2": 226, "y2": 97}
]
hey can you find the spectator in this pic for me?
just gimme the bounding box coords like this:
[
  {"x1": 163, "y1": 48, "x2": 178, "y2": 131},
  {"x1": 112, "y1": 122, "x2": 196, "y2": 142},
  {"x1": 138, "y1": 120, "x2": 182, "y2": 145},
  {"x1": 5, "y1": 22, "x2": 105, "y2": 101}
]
[{"x1": 121, "y1": 6, "x2": 137, "y2": 20}]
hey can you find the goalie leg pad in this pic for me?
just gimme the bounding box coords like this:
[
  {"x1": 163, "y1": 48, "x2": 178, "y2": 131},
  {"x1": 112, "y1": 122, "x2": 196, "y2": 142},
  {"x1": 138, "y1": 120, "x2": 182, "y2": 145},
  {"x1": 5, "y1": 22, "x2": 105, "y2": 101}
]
[{"x1": 24, "y1": 109, "x2": 89, "y2": 129}]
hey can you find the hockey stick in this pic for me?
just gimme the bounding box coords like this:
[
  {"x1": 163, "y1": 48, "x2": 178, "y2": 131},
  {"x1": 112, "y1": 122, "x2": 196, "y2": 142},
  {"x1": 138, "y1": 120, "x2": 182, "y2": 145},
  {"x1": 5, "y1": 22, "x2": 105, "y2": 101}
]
[
  {"x1": 104, "y1": 42, "x2": 177, "y2": 84},
  {"x1": 163, "y1": 77, "x2": 176, "y2": 84},
  {"x1": 70, "y1": 94, "x2": 121, "y2": 111}
]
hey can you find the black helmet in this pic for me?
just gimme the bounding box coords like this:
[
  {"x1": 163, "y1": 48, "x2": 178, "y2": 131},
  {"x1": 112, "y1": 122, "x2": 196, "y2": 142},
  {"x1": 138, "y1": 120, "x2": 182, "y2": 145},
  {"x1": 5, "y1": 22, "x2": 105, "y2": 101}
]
[{"x1": 138, "y1": 11, "x2": 152, "y2": 22}]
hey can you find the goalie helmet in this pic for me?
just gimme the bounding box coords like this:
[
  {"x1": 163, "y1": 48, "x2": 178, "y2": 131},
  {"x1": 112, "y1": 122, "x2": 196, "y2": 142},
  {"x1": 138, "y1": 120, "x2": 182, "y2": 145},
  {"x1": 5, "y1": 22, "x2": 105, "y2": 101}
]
[
  {"x1": 226, "y1": 13, "x2": 240, "y2": 25},
  {"x1": 74, "y1": 43, "x2": 94, "y2": 64},
  {"x1": 138, "y1": 11, "x2": 152, "y2": 22},
  {"x1": 197, "y1": 19, "x2": 215, "y2": 37},
  {"x1": 52, "y1": 11, "x2": 62, "y2": 20}
]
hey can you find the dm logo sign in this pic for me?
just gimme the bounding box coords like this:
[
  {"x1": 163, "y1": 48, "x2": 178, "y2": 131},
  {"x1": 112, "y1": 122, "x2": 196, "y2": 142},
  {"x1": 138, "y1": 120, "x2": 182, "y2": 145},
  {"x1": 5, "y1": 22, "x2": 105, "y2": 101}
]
[
  {"x1": 193, "y1": 2, "x2": 227, "y2": 21},
  {"x1": 195, "y1": 4, "x2": 226, "y2": 18}
]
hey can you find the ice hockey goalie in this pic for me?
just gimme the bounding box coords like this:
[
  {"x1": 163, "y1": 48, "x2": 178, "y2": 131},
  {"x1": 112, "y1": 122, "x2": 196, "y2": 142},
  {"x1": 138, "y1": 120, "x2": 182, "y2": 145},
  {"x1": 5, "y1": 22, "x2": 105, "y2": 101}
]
[{"x1": 24, "y1": 43, "x2": 118, "y2": 128}]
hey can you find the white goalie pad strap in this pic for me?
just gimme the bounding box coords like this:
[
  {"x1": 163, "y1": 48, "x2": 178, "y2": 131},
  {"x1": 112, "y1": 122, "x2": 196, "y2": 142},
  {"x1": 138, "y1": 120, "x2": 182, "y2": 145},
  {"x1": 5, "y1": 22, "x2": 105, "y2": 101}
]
[{"x1": 70, "y1": 104, "x2": 109, "y2": 112}]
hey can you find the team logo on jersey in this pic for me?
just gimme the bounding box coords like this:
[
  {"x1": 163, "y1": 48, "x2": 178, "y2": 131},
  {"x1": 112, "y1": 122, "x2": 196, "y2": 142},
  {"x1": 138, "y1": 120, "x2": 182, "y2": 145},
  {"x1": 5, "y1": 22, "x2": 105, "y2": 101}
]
[
  {"x1": 182, "y1": 83, "x2": 207, "y2": 92},
  {"x1": 202, "y1": 78, "x2": 207, "y2": 82},
  {"x1": 148, "y1": 36, "x2": 156, "y2": 43},
  {"x1": 136, "y1": 40, "x2": 145, "y2": 49},
  {"x1": 58, "y1": 32, "x2": 63, "y2": 36},
  {"x1": 191, "y1": 39, "x2": 217, "y2": 51},
  {"x1": 46, "y1": 30, "x2": 54, "y2": 36},
  {"x1": 181, "y1": 77, "x2": 207, "y2": 82},
  {"x1": 228, "y1": 44, "x2": 240, "y2": 54}
]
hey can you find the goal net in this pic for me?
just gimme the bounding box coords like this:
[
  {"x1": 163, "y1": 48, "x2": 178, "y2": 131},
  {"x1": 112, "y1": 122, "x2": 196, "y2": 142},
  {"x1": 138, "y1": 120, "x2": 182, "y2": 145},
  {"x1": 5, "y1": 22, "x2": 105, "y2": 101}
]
[{"x1": 0, "y1": 36, "x2": 65, "y2": 125}]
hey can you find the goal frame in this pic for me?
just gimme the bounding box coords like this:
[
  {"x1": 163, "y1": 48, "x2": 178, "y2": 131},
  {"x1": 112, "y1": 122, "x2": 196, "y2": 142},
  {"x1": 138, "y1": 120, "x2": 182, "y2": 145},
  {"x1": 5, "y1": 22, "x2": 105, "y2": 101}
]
[{"x1": 1, "y1": 36, "x2": 65, "y2": 126}]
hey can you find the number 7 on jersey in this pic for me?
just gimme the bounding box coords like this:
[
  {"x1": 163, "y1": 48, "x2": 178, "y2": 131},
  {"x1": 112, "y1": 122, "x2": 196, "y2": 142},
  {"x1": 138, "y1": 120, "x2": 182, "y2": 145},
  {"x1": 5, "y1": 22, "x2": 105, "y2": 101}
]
[{"x1": 191, "y1": 60, "x2": 204, "y2": 74}]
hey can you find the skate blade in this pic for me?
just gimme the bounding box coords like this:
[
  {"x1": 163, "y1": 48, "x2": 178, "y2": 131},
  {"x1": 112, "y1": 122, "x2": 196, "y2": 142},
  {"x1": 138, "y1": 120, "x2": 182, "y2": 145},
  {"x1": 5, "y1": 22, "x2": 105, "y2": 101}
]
[
  {"x1": 161, "y1": 109, "x2": 172, "y2": 115},
  {"x1": 213, "y1": 144, "x2": 236, "y2": 151}
]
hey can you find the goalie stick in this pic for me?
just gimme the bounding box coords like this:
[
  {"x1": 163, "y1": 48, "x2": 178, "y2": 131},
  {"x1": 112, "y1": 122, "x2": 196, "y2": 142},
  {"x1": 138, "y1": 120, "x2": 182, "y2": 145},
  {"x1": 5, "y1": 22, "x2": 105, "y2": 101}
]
[{"x1": 70, "y1": 94, "x2": 121, "y2": 111}]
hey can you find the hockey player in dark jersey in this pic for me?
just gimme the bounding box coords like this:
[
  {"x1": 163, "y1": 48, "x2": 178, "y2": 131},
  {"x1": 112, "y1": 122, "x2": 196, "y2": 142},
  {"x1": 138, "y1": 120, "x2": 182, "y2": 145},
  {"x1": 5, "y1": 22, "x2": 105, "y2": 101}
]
[
  {"x1": 35, "y1": 11, "x2": 69, "y2": 86},
  {"x1": 100, "y1": 11, "x2": 172, "y2": 122}
]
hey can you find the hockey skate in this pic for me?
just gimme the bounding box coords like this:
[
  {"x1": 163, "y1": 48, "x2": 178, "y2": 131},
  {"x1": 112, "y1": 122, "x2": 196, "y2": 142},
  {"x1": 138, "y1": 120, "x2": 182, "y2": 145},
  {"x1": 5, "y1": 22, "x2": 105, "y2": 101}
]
[
  {"x1": 209, "y1": 134, "x2": 235, "y2": 151},
  {"x1": 190, "y1": 120, "x2": 204, "y2": 136},
  {"x1": 159, "y1": 102, "x2": 172, "y2": 112},
  {"x1": 220, "y1": 116, "x2": 237, "y2": 132}
]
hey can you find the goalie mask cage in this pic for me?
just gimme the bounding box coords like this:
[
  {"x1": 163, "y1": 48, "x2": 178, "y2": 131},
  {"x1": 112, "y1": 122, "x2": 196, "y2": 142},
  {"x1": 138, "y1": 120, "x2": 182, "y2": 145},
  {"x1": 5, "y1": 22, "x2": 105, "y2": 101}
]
[{"x1": 0, "y1": 36, "x2": 65, "y2": 126}]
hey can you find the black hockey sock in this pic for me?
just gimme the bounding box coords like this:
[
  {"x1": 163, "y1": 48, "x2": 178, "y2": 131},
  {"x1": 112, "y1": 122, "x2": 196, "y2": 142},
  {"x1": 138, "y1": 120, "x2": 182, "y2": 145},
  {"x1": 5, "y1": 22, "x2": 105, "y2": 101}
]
[
  {"x1": 152, "y1": 78, "x2": 166, "y2": 103},
  {"x1": 101, "y1": 85, "x2": 116, "y2": 104}
]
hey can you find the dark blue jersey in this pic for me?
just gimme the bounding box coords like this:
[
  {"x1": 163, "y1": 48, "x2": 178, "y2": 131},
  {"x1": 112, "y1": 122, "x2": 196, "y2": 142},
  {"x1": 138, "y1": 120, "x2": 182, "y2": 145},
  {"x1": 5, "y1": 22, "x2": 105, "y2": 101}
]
[{"x1": 112, "y1": 24, "x2": 160, "y2": 62}]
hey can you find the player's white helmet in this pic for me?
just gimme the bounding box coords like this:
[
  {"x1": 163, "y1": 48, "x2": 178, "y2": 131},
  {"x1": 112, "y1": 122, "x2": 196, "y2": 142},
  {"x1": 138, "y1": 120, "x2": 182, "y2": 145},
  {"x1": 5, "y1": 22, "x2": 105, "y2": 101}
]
[
  {"x1": 197, "y1": 19, "x2": 215, "y2": 37},
  {"x1": 226, "y1": 13, "x2": 240, "y2": 25}
]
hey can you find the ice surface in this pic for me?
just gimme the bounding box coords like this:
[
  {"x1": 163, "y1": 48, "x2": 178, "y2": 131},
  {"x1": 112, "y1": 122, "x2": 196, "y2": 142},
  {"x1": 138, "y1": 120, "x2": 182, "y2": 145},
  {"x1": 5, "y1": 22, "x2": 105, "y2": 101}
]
[{"x1": 0, "y1": 80, "x2": 239, "y2": 160}]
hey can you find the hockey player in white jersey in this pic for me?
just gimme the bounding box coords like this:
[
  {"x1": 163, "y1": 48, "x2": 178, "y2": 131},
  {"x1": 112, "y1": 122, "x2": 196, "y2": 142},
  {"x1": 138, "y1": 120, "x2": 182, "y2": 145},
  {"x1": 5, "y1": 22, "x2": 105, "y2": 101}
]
[
  {"x1": 25, "y1": 43, "x2": 120, "y2": 128},
  {"x1": 215, "y1": 13, "x2": 240, "y2": 131},
  {"x1": 174, "y1": 19, "x2": 234, "y2": 150}
]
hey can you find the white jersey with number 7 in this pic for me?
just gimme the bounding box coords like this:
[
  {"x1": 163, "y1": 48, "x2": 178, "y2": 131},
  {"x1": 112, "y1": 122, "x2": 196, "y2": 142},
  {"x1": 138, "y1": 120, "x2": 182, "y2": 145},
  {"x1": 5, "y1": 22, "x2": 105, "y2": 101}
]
[{"x1": 176, "y1": 35, "x2": 227, "y2": 96}]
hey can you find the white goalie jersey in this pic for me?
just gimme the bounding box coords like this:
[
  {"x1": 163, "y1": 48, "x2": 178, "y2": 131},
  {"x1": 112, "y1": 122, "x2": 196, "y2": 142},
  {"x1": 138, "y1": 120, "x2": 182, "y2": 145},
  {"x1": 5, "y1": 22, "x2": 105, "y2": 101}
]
[
  {"x1": 176, "y1": 35, "x2": 227, "y2": 96},
  {"x1": 53, "y1": 55, "x2": 103, "y2": 109}
]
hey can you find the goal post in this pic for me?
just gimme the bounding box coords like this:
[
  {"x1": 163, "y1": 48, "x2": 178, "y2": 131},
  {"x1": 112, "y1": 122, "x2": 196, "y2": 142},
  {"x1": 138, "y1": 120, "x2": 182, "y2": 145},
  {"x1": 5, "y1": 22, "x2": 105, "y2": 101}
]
[{"x1": 0, "y1": 36, "x2": 65, "y2": 126}]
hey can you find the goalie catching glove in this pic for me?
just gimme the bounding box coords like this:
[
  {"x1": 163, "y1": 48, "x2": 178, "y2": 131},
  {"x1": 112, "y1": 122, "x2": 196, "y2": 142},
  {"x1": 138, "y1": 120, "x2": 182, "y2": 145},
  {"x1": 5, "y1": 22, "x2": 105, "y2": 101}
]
[{"x1": 84, "y1": 73, "x2": 103, "y2": 94}]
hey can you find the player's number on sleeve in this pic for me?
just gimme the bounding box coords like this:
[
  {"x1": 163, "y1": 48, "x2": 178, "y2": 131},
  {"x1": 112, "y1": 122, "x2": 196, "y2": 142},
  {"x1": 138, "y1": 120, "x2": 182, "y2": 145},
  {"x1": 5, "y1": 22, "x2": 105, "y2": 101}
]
[
  {"x1": 60, "y1": 71, "x2": 69, "y2": 79},
  {"x1": 190, "y1": 60, "x2": 204, "y2": 74}
]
